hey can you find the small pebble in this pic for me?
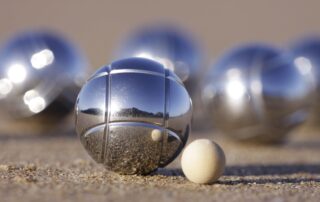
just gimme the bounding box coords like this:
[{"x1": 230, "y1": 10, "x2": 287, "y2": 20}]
[
  {"x1": 181, "y1": 139, "x2": 226, "y2": 184},
  {"x1": 0, "y1": 165, "x2": 10, "y2": 172}
]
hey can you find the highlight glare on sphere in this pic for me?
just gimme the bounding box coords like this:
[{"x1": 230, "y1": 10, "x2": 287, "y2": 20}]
[
  {"x1": 0, "y1": 78, "x2": 12, "y2": 96},
  {"x1": 225, "y1": 69, "x2": 246, "y2": 101},
  {"x1": 23, "y1": 89, "x2": 46, "y2": 113},
  {"x1": 7, "y1": 63, "x2": 27, "y2": 84},
  {"x1": 30, "y1": 49, "x2": 55, "y2": 69}
]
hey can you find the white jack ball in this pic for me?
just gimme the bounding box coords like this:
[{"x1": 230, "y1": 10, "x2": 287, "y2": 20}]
[{"x1": 181, "y1": 139, "x2": 226, "y2": 184}]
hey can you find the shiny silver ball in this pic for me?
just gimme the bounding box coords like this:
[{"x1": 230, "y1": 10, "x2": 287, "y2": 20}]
[
  {"x1": 75, "y1": 57, "x2": 192, "y2": 174},
  {"x1": 117, "y1": 25, "x2": 201, "y2": 95},
  {"x1": 290, "y1": 37, "x2": 320, "y2": 121},
  {"x1": 202, "y1": 44, "x2": 312, "y2": 142},
  {"x1": 0, "y1": 31, "x2": 87, "y2": 132}
]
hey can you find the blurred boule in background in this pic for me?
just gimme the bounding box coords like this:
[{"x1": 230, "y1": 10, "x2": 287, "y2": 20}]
[
  {"x1": 289, "y1": 36, "x2": 320, "y2": 125},
  {"x1": 116, "y1": 24, "x2": 202, "y2": 92},
  {"x1": 0, "y1": 30, "x2": 88, "y2": 135},
  {"x1": 202, "y1": 44, "x2": 314, "y2": 143}
]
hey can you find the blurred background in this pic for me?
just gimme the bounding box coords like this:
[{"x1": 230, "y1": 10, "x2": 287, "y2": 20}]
[
  {"x1": 0, "y1": 1, "x2": 320, "y2": 201},
  {"x1": 1, "y1": 0, "x2": 319, "y2": 71}
]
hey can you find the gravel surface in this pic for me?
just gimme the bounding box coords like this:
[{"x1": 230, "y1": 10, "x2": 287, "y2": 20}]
[{"x1": 0, "y1": 126, "x2": 320, "y2": 202}]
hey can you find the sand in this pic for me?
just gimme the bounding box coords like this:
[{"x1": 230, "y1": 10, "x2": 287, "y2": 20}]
[{"x1": 0, "y1": 126, "x2": 320, "y2": 202}]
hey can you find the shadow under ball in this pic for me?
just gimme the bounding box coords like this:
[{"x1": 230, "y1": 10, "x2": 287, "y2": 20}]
[
  {"x1": 75, "y1": 58, "x2": 192, "y2": 175},
  {"x1": 0, "y1": 31, "x2": 87, "y2": 133},
  {"x1": 117, "y1": 25, "x2": 201, "y2": 96},
  {"x1": 290, "y1": 37, "x2": 320, "y2": 123},
  {"x1": 202, "y1": 44, "x2": 312, "y2": 143}
]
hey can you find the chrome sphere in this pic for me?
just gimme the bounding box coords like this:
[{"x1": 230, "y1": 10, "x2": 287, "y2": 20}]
[
  {"x1": 290, "y1": 37, "x2": 320, "y2": 121},
  {"x1": 202, "y1": 44, "x2": 312, "y2": 142},
  {"x1": 0, "y1": 31, "x2": 87, "y2": 131},
  {"x1": 75, "y1": 58, "x2": 192, "y2": 174},
  {"x1": 117, "y1": 25, "x2": 201, "y2": 94}
]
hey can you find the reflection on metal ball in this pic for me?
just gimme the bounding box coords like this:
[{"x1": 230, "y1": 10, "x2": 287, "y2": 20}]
[
  {"x1": 202, "y1": 44, "x2": 312, "y2": 142},
  {"x1": 75, "y1": 58, "x2": 192, "y2": 174},
  {"x1": 290, "y1": 37, "x2": 320, "y2": 121},
  {"x1": 117, "y1": 25, "x2": 201, "y2": 95},
  {"x1": 0, "y1": 30, "x2": 87, "y2": 132}
]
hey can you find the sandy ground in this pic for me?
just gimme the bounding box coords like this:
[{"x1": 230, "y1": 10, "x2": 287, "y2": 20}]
[{"x1": 0, "y1": 126, "x2": 320, "y2": 202}]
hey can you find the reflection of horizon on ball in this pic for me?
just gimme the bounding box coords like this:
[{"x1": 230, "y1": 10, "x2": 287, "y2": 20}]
[
  {"x1": 202, "y1": 44, "x2": 313, "y2": 142},
  {"x1": 0, "y1": 30, "x2": 87, "y2": 132},
  {"x1": 75, "y1": 57, "x2": 192, "y2": 175}
]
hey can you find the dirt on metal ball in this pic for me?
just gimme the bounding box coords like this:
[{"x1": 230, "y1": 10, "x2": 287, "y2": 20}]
[
  {"x1": 202, "y1": 44, "x2": 313, "y2": 143},
  {"x1": 0, "y1": 30, "x2": 87, "y2": 133},
  {"x1": 75, "y1": 57, "x2": 192, "y2": 175}
]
